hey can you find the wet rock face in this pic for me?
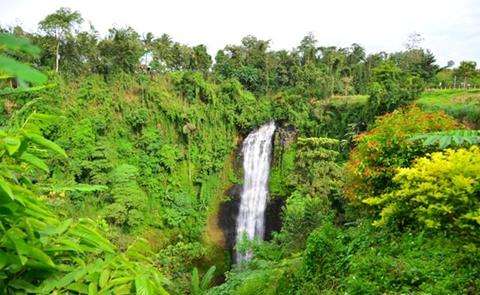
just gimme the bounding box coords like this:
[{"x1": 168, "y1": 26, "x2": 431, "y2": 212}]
[
  {"x1": 264, "y1": 196, "x2": 284, "y2": 240},
  {"x1": 275, "y1": 123, "x2": 297, "y2": 148},
  {"x1": 218, "y1": 184, "x2": 242, "y2": 251}
]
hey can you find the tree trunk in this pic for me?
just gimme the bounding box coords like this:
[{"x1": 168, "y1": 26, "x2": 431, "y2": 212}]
[{"x1": 55, "y1": 40, "x2": 60, "y2": 73}]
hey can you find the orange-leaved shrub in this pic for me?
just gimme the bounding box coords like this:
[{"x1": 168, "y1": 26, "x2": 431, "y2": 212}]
[{"x1": 345, "y1": 106, "x2": 462, "y2": 202}]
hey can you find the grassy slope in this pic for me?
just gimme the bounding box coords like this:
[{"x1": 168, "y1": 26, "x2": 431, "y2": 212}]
[
  {"x1": 417, "y1": 89, "x2": 480, "y2": 127},
  {"x1": 321, "y1": 89, "x2": 480, "y2": 128}
]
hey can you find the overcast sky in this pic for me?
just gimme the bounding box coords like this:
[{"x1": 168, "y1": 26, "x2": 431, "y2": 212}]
[{"x1": 1, "y1": 0, "x2": 479, "y2": 66}]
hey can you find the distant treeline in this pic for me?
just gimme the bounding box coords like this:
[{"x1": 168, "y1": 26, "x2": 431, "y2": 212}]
[{"x1": 2, "y1": 7, "x2": 480, "y2": 97}]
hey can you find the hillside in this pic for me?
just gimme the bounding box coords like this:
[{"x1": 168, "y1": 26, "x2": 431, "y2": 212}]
[{"x1": 1, "y1": 11, "x2": 480, "y2": 293}]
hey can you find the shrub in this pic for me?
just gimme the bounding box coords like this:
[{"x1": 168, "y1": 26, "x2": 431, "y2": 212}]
[
  {"x1": 269, "y1": 137, "x2": 344, "y2": 254},
  {"x1": 275, "y1": 192, "x2": 330, "y2": 252},
  {"x1": 125, "y1": 107, "x2": 149, "y2": 133},
  {"x1": 104, "y1": 164, "x2": 148, "y2": 228},
  {"x1": 343, "y1": 228, "x2": 480, "y2": 294},
  {"x1": 171, "y1": 71, "x2": 216, "y2": 103},
  {"x1": 292, "y1": 137, "x2": 343, "y2": 198},
  {"x1": 158, "y1": 143, "x2": 182, "y2": 171},
  {"x1": 346, "y1": 106, "x2": 461, "y2": 202},
  {"x1": 212, "y1": 222, "x2": 480, "y2": 294},
  {"x1": 364, "y1": 146, "x2": 480, "y2": 237},
  {"x1": 366, "y1": 61, "x2": 424, "y2": 117},
  {"x1": 310, "y1": 95, "x2": 369, "y2": 149},
  {"x1": 302, "y1": 223, "x2": 345, "y2": 285}
]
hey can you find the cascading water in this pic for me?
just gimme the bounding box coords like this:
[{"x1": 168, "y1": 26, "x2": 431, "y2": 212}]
[{"x1": 235, "y1": 121, "x2": 276, "y2": 262}]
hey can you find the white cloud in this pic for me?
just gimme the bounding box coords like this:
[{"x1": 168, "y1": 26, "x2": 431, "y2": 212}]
[{"x1": 0, "y1": 0, "x2": 478, "y2": 65}]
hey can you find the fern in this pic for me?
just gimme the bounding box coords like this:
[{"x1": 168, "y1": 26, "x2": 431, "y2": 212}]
[
  {"x1": 191, "y1": 266, "x2": 216, "y2": 295},
  {"x1": 200, "y1": 266, "x2": 216, "y2": 291},
  {"x1": 410, "y1": 130, "x2": 480, "y2": 149}
]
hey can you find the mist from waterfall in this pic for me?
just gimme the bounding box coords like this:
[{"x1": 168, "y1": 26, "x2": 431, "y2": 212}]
[{"x1": 235, "y1": 121, "x2": 276, "y2": 262}]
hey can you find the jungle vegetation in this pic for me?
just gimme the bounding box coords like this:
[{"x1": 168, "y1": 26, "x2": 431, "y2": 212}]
[{"x1": 0, "y1": 7, "x2": 479, "y2": 294}]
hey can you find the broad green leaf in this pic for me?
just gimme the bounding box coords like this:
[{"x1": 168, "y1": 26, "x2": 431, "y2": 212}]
[
  {"x1": 8, "y1": 279, "x2": 38, "y2": 293},
  {"x1": 135, "y1": 275, "x2": 152, "y2": 295},
  {"x1": 46, "y1": 237, "x2": 85, "y2": 253},
  {"x1": 23, "y1": 131, "x2": 67, "y2": 158},
  {"x1": 52, "y1": 267, "x2": 88, "y2": 291},
  {"x1": 4, "y1": 136, "x2": 21, "y2": 155},
  {"x1": 67, "y1": 282, "x2": 90, "y2": 293},
  {"x1": 70, "y1": 220, "x2": 115, "y2": 253},
  {"x1": 191, "y1": 267, "x2": 200, "y2": 295},
  {"x1": 200, "y1": 265, "x2": 216, "y2": 290},
  {"x1": 6, "y1": 230, "x2": 29, "y2": 265},
  {"x1": 112, "y1": 283, "x2": 133, "y2": 295},
  {"x1": 0, "y1": 83, "x2": 52, "y2": 95},
  {"x1": 423, "y1": 135, "x2": 437, "y2": 146},
  {"x1": 0, "y1": 177, "x2": 14, "y2": 200},
  {"x1": 452, "y1": 135, "x2": 463, "y2": 145},
  {"x1": 439, "y1": 136, "x2": 450, "y2": 149},
  {"x1": 0, "y1": 55, "x2": 46, "y2": 85},
  {"x1": 40, "y1": 219, "x2": 72, "y2": 236},
  {"x1": 0, "y1": 251, "x2": 9, "y2": 269},
  {"x1": 20, "y1": 152, "x2": 49, "y2": 172},
  {"x1": 0, "y1": 34, "x2": 41, "y2": 55},
  {"x1": 28, "y1": 247, "x2": 55, "y2": 268},
  {"x1": 0, "y1": 73, "x2": 14, "y2": 80},
  {"x1": 88, "y1": 282, "x2": 98, "y2": 295},
  {"x1": 99, "y1": 269, "x2": 110, "y2": 288},
  {"x1": 105, "y1": 276, "x2": 134, "y2": 288}
]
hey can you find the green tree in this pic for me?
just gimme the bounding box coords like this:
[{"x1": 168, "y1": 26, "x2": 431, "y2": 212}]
[
  {"x1": 390, "y1": 48, "x2": 439, "y2": 84},
  {"x1": 213, "y1": 35, "x2": 271, "y2": 93},
  {"x1": 346, "y1": 43, "x2": 367, "y2": 94},
  {"x1": 366, "y1": 60, "x2": 424, "y2": 116},
  {"x1": 319, "y1": 46, "x2": 347, "y2": 96},
  {"x1": 455, "y1": 61, "x2": 478, "y2": 88},
  {"x1": 297, "y1": 33, "x2": 318, "y2": 65},
  {"x1": 150, "y1": 33, "x2": 174, "y2": 72},
  {"x1": 38, "y1": 7, "x2": 83, "y2": 73},
  {"x1": 191, "y1": 44, "x2": 212, "y2": 74},
  {"x1": 98, "y1": 27, "x2": 143, "y2": 74}
]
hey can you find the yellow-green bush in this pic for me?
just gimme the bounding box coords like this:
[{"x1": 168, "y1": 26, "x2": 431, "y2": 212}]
[
  {"x1": 346, "y1": 106, "x2": 462, "y2": 202},
  {"x1": 364, "y1": 146, "x2": 480, "y2": 236}
]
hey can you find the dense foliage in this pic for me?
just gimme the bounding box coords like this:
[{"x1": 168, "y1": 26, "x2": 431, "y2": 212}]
[
  {"x1": 0, "y1": 34, "x2": 169, "y2": 294},
  {"x1": 1, "y1": 7, "x2": 480, "y2": 294},
  {"x1": 364, "y1": 147, "x2": 480, "y2": 237},
  {"x1": 346, "y1": 106, "x2": 461, "y2": 202}
]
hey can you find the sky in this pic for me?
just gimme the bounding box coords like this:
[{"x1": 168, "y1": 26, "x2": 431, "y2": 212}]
[{"x1": 1, "y1": 0, "x2": 479, "y2": 66}]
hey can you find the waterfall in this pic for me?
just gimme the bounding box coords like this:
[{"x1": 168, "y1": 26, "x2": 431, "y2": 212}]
[{"x1": 235, "y1": 121, "x2": 276, "y2": 262}]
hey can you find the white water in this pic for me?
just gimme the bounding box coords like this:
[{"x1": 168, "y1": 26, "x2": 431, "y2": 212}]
[{"x1": 235, "y1": 121, "x2": 276, "y2": 262}]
